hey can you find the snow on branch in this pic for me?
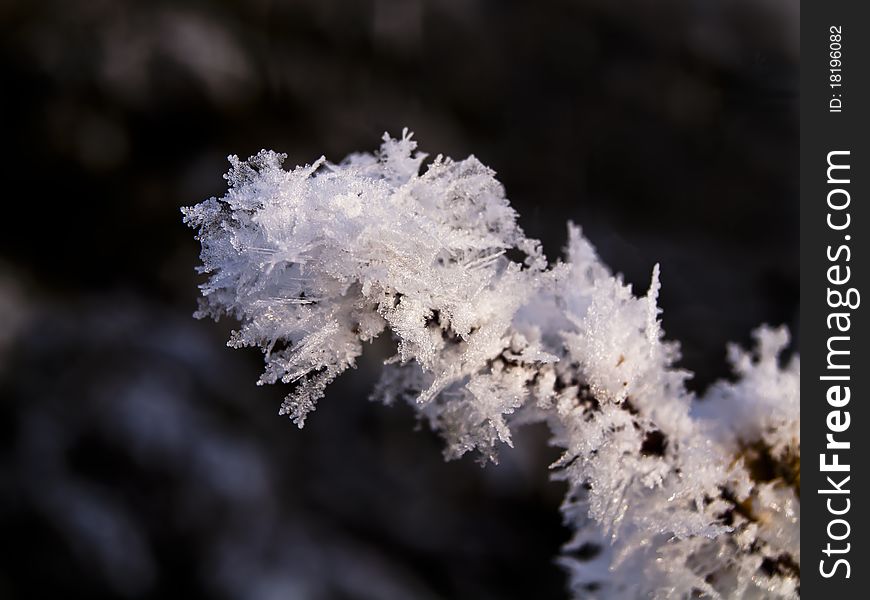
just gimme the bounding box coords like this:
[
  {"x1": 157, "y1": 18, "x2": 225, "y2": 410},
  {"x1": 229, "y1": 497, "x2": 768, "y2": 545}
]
[{"x1": 184, "y1": 130, "x2": 799, "y2": 599}]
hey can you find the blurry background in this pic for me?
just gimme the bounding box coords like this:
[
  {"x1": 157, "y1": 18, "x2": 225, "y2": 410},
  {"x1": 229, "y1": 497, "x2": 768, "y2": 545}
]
[{"x1": 0, "y1": 1, "x2": 797, "y2": 598}]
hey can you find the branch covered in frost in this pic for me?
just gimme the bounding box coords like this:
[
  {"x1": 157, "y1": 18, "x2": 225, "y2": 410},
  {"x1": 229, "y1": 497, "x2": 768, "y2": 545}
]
[{"x1": 184, "y1": 131, "x2": 799, "y2": 599}]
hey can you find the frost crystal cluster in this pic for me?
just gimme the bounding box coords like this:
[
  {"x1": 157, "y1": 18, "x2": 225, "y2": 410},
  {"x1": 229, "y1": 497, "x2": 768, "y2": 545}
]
[{"x1": 184, "y1": 130, "x2": 800, "y2": 599}]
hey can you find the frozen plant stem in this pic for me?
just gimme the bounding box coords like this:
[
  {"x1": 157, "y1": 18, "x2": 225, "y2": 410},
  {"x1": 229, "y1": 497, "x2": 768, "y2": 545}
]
[{"x1": 183, "y1": 130, "x2": 800, "y2": 599}]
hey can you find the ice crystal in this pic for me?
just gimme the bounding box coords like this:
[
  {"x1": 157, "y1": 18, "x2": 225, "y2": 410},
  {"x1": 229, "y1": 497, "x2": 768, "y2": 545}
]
[{"x1": 184, "y1": 131, "x2": 800, "y2": 598}]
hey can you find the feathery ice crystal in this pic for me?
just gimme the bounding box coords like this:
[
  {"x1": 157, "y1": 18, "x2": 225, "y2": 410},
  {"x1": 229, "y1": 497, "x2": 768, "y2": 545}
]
[{"x1": 183, "y1": 130, "x2": 800, "y2": 599}]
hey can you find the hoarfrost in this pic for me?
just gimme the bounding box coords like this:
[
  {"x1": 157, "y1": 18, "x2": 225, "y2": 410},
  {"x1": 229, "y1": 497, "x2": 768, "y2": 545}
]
[{"x1": 184, "y1": 131, "x2": 800, "y2": 598}]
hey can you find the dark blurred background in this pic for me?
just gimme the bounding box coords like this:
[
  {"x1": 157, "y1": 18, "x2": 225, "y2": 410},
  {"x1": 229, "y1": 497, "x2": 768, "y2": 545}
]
[{"x1": 0, "y1": 1, "x2": 797, "y2": 598}]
